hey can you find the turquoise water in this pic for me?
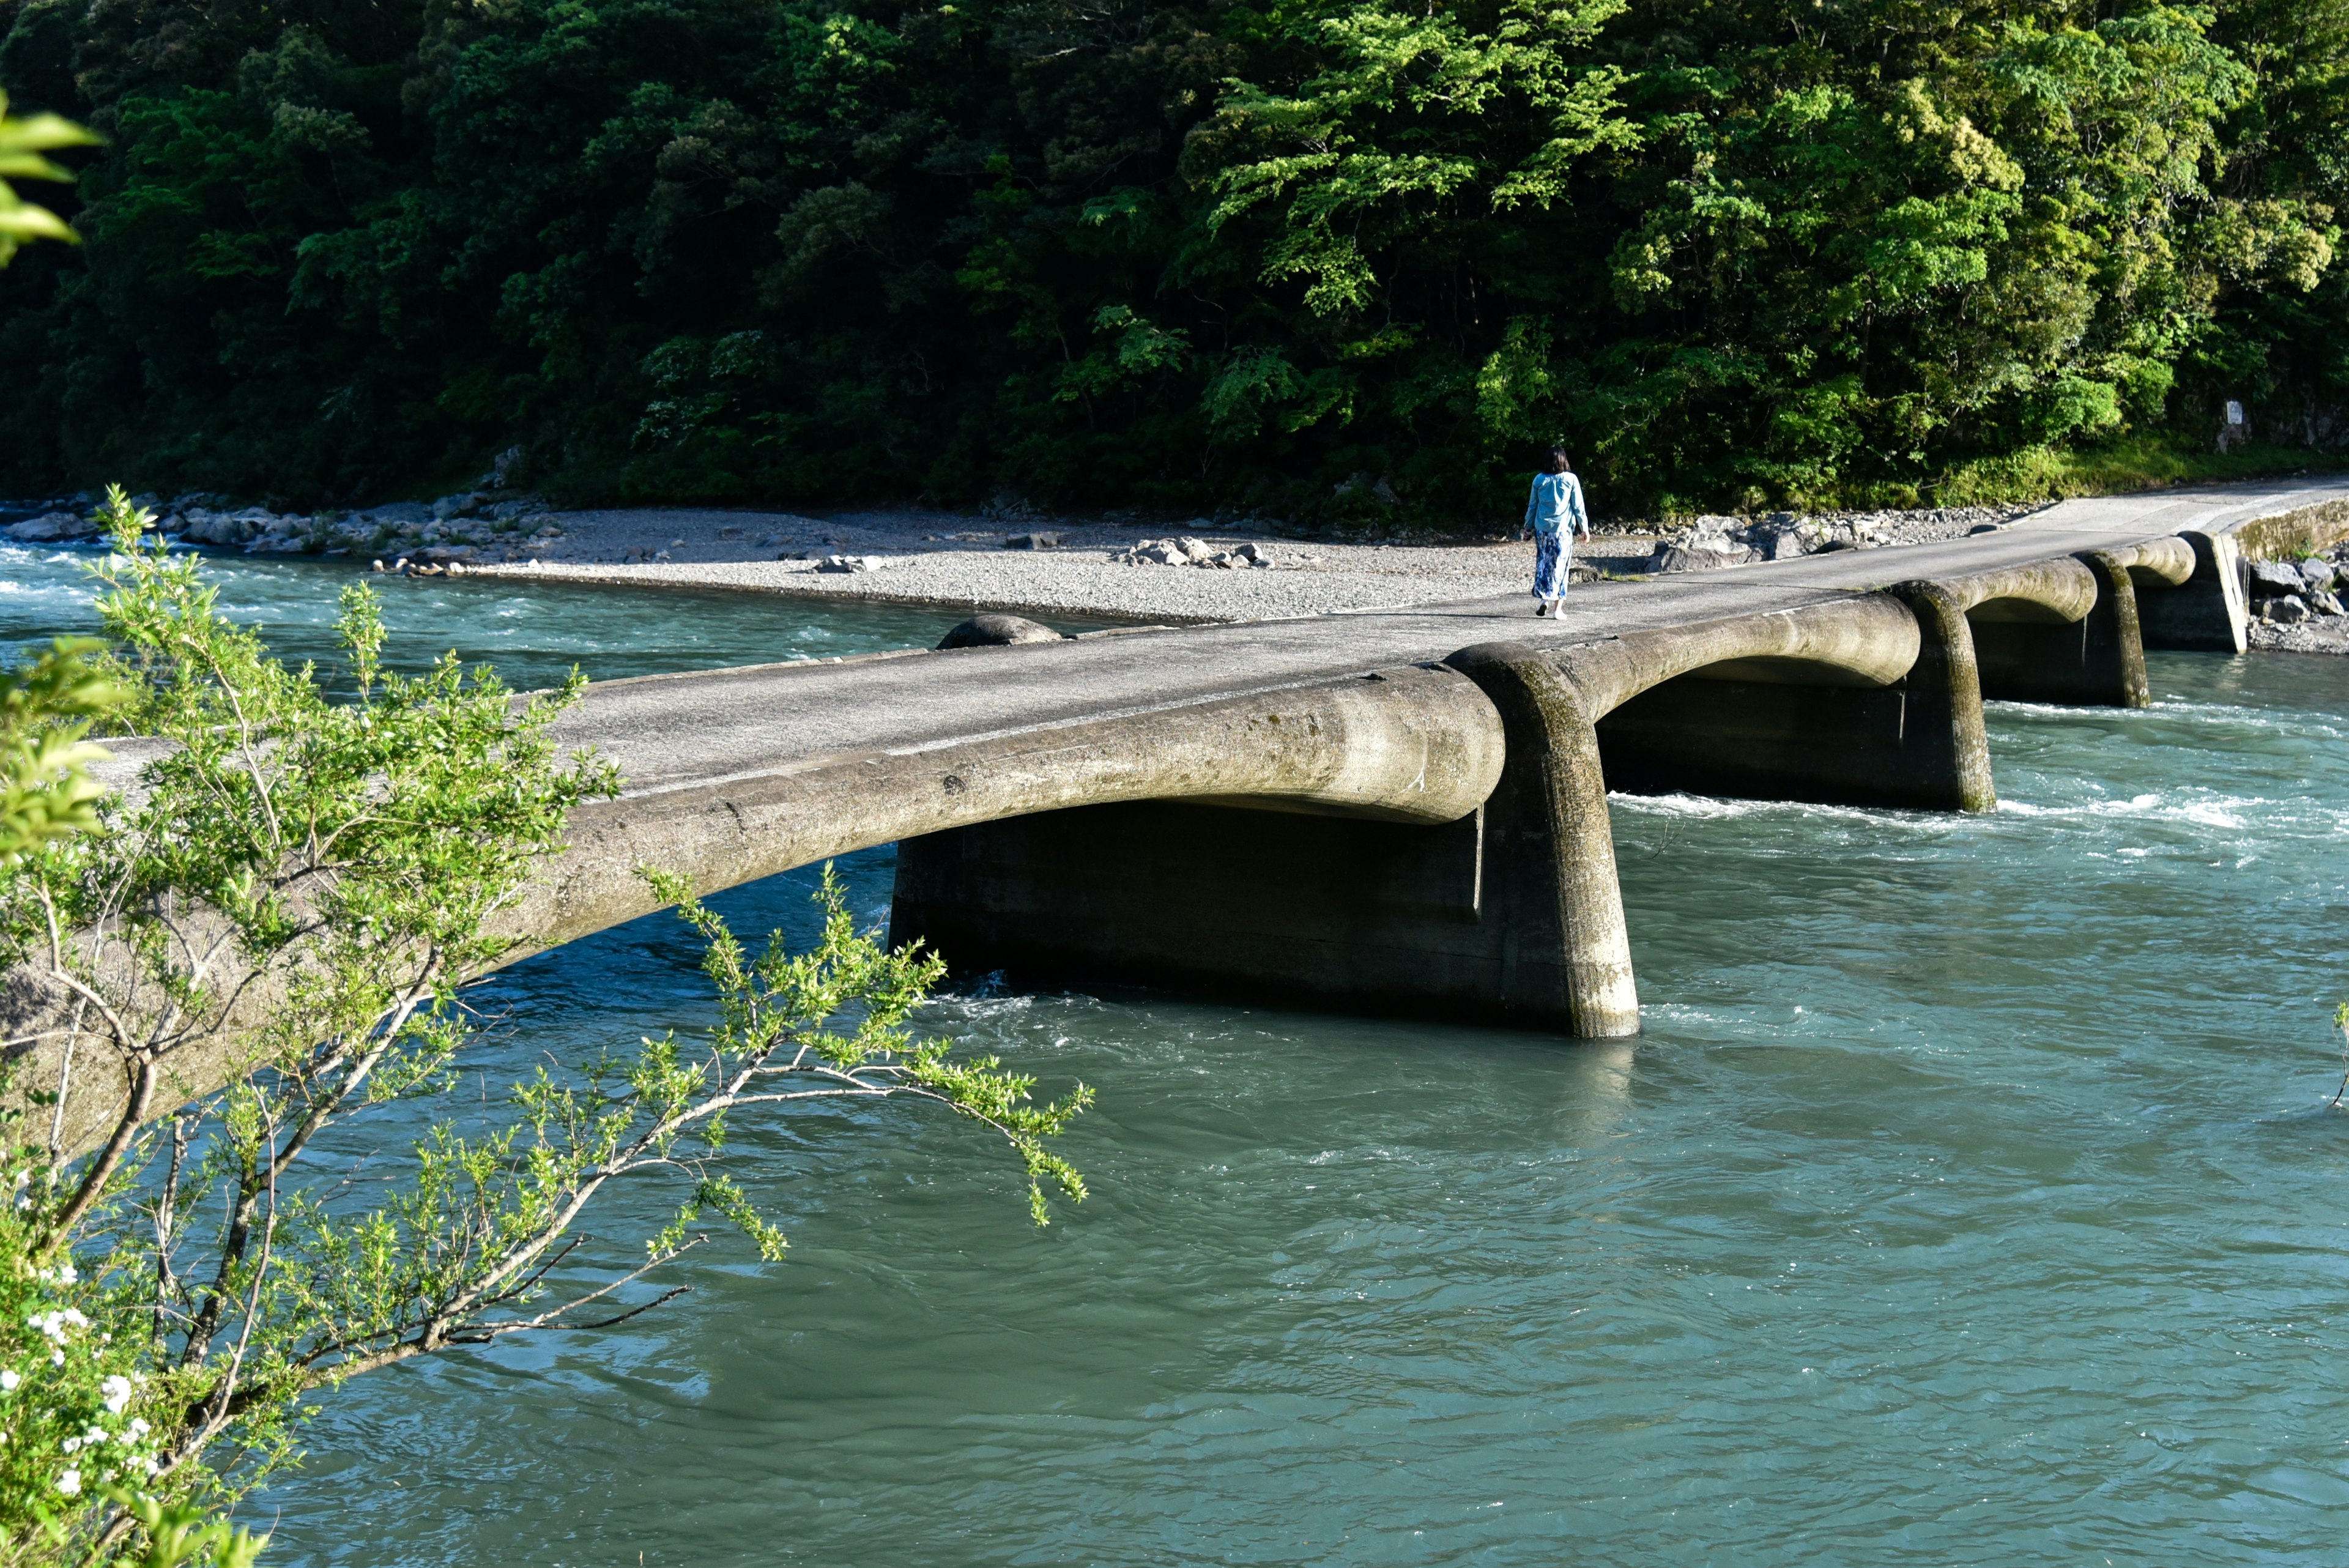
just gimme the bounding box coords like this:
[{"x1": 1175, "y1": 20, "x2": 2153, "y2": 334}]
[
  {"x1": 241, "y1": 648, "x2": 2349, "y2": 1566},
  {"x1": 0, "y1": 542, "x2": 976, "y2": 688},
  {"x1": 17, "y1": 540, "x2": 2348, "y2": 1564}
]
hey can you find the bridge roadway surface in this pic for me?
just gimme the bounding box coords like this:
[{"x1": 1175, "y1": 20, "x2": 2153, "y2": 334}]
[{"x1": 557, "y1": 477, "x2": 2349, "y2": 795}]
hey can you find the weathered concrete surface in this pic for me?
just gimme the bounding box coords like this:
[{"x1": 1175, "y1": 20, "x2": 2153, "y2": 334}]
[
  {"x1": 505, "y1": 661, "x2": 1507, "y2": 962},
  {"x1": 1964, "y1": 551, "x2": 2145, "y2": 707},
  {"x1": 892, "y1": 645, "x2": 1642, "y2": 1036},
  {"x1": 343, "y1": 477, "x2": 2349, "y2": 1013},
  {"x1": 2137, "y1": 530, "x2": 2251, "y2": 654},
  {"x1": 1554, "y1": 595, "x2": 1991, "y2": 810},
  {"x1": 16, "y1": 476, "x2": 2349, "y2": 1151}
]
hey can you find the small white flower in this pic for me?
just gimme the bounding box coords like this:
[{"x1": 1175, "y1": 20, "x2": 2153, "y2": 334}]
[
  {"x1": 126, "y1": 1418, "x2": 149, "y2": 1439},
  {"x1": 60, "y1": 1436, "x2": 79, "y2": 1455},
  {"x1": 56, "y1": 1468, "x2": 79, "y2": 1497},
  {"x1": 56, "y1": 1263, "x2": 75, "y2": 1285},
  {"x1": 82, "y1": 1425, "x2": 106, "y2": 1445},
  {"x1": 0, "y1": 1369, "x2": 18, "y2": 1392},
  {"x1": 100, "y1": 1375, "x2": 131, "y2": 1416},
  {"x1": 49, "y1": 1350, "x2": 62, "y2": 1368},
  {"x1": 141, "y1": 1455, "x2": 160, "y2": 1478},
  {"x1": 31, "y1": 1309, "x2": 83, "y2": 1343}
]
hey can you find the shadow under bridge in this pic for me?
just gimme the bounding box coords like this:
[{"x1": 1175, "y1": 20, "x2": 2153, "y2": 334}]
[{"x1": 888, "y1": 595, "x2": 1964, "y2": 1041}]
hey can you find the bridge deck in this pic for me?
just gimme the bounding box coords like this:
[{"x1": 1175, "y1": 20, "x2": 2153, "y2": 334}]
[{"x1": 557, "y1": 477, "x2": 2349, "y2": 795}]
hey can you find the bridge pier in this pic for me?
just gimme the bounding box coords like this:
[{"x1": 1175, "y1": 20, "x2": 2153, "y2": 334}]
[
  {"x1": 1586, "y1": 585, "x2": 1996, "y2": 811},
  {"x1": 2136, "y1": 530, "x2": 2249, "y2": 654},
  {"x1": 889, "y1": 647, "x2": 1640, "y2": 1038},
  {"x1": 1967, "y1": 550, "x2": 2150, "y2": 707}
]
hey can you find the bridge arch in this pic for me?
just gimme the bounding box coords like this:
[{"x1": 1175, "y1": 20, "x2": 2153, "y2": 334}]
[
  {"x1": 1935, "y1": 539, "x2": 2192, "y2": 707},
  {"x1": 1528, "y1": 596, "x2": 1991, "y2": 814}
]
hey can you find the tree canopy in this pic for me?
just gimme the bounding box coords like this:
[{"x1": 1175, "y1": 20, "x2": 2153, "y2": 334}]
[{"x1": 4, "y1": 0, "x2": 2347, "y2": 522}]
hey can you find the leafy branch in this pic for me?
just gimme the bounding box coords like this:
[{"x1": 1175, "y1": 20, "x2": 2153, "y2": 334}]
[{"x1": 0, "y1": 489, "x2": 1089, "y2": 1564}]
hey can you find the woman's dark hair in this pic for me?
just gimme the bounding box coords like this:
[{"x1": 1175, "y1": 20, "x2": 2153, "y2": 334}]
[{"x1": 1545, "y1": 445, "x2": 1573, "y2": 474}]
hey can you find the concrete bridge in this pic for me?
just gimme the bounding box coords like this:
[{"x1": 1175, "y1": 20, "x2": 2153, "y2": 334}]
[{"x1": 512, "y1": 478, "x2": 2346, "y2": 1041}]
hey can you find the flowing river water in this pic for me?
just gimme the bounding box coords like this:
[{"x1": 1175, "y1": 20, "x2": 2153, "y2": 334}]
[{"x1": 8, "y1": 543, "x2": 2349, "y2": 1564}]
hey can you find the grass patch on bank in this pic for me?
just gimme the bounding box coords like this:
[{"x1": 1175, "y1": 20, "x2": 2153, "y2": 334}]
[{"x1": 1931, "y1": 437, "x2": 2344, "y2": 507}]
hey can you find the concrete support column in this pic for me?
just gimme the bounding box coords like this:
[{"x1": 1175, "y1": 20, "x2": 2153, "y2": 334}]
[
  {"x1": 1969, "y1": 550, "x2": 2151, "y2": 708},
  {"x1": 2083, "y1": 549, "x2": 2153, "y2": 708},
  {"x1": 887, "y1": 647, "x2": 1640, "y2": 1039},
  {"x1": 2136, "y1": 530, "x2": 2249, "y2": 654},
  {"x1": 1888, "y1": 582, "x2": 1998, "y2": 812},
  {"x1": 1445, "y1": 643, "x2": 1641, "y2": 1039}
]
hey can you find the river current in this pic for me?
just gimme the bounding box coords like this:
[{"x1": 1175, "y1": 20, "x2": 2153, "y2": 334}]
[{"x1": 8, "y1": 543, "x2": 2349, "y2": 1564}]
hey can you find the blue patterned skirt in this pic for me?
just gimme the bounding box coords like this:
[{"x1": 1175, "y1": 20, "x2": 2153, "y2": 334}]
[{"x1": 1532, "y1": 532, "x2": 1571, "y2": 598}]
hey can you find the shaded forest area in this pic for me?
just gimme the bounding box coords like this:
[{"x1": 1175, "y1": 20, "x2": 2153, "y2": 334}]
[{"x1": 5, "y1": 0, "x2": 2349, "y2": 524}]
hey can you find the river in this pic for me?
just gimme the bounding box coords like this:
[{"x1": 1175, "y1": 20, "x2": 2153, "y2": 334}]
[{"x1": 9, "y1": 542, "x2": 2349, "y2": 1564}]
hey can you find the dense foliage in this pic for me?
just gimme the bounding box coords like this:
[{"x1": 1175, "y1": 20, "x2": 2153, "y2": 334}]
[
  {"x1": 0, "y1": 491, "x2": 1088, "y2": 1562},
  {"x1": 5, "y1": 0, "x2": 2349, "y2": 521}
]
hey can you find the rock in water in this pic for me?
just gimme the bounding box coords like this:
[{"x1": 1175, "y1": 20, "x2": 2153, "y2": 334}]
[
  {"x1": 7, "y1": 510, "x2": 95, "y2": 542},
  {"x1": 937, "y1": 614, "x2": 1065, "y2": 648}
]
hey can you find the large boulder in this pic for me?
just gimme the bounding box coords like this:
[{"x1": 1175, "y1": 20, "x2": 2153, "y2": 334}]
[
  {"x1": 937, "y1": 614, "x2": 1066, "y2": 648},
  {"x1": 176, "y1": 508, "x2": 258, "y2": 546},
  {"x1": 2298, "y1": 557, "x2": 2339, "y2": 595},
  {"x1": 1650, "y1": 541, "x2": 1758, "y2": 573},
  {"x1": 2263, "y1": 593, "x2": 2310, "y2": 624},
  {"x1": 245, "y1": 513, "x2": 316, "y2": 552},
  {"x1": 6, "y1": 510, "x2": 95, "y2": 543},
  {"x1": 356, "y1": 502, "x2": 434, "y2": 531},
  {"x1": 2247, "y1": 559, "x2": 2307, "y2": 598},
  {"x1": 1741, "y1": 522, "x2": 1813, "y2": 560},
  {"x1": 1114, "y1": 537, "x2": 1216, "y2": 566}
]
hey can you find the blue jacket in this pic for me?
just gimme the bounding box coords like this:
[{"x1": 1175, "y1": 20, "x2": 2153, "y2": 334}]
[{"x1": 1525, "y1": 471, "x2": 1589, "y2": 537}]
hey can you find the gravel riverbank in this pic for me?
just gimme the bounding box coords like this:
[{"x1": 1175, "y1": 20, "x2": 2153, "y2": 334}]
[
  {"x1": 20, "y1": 483, "x2": 2339, "y2": 649},
  {"x1": 460, "y1": 502, "x2": 2043, "y2": 623}
]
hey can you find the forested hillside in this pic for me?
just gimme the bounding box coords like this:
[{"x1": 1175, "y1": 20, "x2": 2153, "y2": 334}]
[{"x1": 4, "y1": 0, "x2": 2348, "y2": 522}]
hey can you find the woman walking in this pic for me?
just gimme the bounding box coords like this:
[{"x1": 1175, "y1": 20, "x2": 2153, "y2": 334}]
[{"x1": 1523, "y1": 445, "x2": 1591, "y2": 617}]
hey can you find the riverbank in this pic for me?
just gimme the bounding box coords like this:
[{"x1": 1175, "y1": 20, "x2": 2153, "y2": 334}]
[{"x1": 459, "y1": 501, "x2": 2037, "y2": 623}]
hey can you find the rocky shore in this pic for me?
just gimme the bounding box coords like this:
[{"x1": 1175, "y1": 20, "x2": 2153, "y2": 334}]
[{"x1": 2244, "y1": 539, "x2": 2349, "y2": 652}]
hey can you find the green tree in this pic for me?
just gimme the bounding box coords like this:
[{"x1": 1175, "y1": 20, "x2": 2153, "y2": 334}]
[
  {"x1": 0, "y1": 87, "x2": 92, "y2": 267},
  {"x1": 0, "y1": 489, "x2": 1088, "y2": 1563},
  {"x1": 6, "y1": 0, "x2": 2349, "y2": 517}
]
